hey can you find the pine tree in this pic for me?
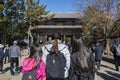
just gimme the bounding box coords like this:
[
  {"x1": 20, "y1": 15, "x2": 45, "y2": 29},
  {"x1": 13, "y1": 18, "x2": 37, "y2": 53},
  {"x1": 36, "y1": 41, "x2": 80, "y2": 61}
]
[{"x1": 24, "y1": 0, "x2": 53, "y2": 45}]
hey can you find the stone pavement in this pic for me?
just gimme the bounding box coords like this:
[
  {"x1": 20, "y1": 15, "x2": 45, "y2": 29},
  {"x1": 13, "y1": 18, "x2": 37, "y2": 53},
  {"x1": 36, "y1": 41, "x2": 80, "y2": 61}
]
[
  {"x1": 0, "y1": 55, "x2": 120, "y2": 80},
  {"x1": 95, "y1": 55, "x2": 120, "y2": 80}
]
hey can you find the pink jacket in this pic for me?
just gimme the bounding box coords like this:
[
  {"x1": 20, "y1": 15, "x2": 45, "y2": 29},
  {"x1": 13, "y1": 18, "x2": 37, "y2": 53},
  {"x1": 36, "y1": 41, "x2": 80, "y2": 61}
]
[{"x1": 22, "y1": 57, "x2": 46, "y2": 80}]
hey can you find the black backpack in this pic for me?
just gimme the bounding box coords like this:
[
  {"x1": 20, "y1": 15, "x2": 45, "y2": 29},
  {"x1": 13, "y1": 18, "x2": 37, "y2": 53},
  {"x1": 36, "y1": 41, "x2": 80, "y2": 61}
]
[
  {"x1": 22, "y1": 69, "x2": 36, "y2": 80},
  {"x1": 45, "y1": 46, "x2": 66, "y2": 79}
]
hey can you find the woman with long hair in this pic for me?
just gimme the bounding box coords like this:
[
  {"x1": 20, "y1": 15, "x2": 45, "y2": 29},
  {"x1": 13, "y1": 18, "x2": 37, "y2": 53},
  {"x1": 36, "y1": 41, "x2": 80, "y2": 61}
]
[
  {"x1": 42, "y1": 32, "x2": 70, "y2": 80},
  {"x1": 22, "y1": 43, "x2": 46, "y2": 80},
  {"x1": 70, "y1": 35, "x2": 95, "y2": 80}
]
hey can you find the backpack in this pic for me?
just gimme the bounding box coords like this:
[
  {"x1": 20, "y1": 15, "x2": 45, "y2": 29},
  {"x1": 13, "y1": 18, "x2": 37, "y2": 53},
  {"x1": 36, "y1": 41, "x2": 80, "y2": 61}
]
[
  {"x1": 22, "y1": 69, "x2": 36, "y2": 80},
  {"x1": 113, "y1": 44, "x2": 120, "y2": 56},
  {"x1": 45, "y1": 46, "x2": 66, "y2": 79}
]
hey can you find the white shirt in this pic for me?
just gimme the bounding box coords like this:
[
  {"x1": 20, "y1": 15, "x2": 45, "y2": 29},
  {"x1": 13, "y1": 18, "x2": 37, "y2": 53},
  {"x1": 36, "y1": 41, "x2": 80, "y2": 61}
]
[{"x1": 42, "y1": 43, "x2": 70, "y2": 78}]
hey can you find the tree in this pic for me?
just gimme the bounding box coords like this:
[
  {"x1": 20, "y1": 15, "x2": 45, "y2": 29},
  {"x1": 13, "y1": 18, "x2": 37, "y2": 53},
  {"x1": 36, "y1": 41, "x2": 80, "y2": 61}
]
[
  {"x1": 0, "y1": 0, "x2": 5, "y2": 42},
  {"x1": 108, "y1": 2, "x2": 120, "y2": 38},
  {"x1": 0, "y1": 0, "x2": 52, "y2": 44},
  {"x1": 24, "y1": 0, "x2": 53, "y2": 45},
  {"x1": 0, "y1": 0, "x2": 25, "y2": 44},
  {"x1": 75, "y1": 0, "x2": 119, "y2": 43}
]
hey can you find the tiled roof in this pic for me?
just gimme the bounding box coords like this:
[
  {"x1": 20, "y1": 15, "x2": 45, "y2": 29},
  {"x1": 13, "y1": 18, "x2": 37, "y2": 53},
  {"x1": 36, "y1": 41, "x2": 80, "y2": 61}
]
[
  {"x1": 37, "y1": 25, "x2": 82, "y2": 29},
  {"x1": 42, "y1": 12, "x2": 82, "y2": 19}
]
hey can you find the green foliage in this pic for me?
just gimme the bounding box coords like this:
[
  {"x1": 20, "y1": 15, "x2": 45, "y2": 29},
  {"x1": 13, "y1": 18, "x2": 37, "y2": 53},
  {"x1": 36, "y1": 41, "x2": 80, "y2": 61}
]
[
  {"x1": 24, "y1": 0, "x2": 53, "y2": 44},
  {"x1": 0, "y1": 0, "x2": 52, "y2": 44},
  {"x1": 1, "y1": 0, "x2": 26, "y2": 43},
  {"x1": 24, "y1": 0, "x2": 52, "y2": 26}
]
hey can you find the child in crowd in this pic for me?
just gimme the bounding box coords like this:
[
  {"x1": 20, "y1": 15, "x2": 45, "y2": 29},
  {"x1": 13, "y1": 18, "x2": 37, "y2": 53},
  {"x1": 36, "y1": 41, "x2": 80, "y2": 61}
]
[{"x1": 22, "y1": 43, "x2": 46, "y2": 80}]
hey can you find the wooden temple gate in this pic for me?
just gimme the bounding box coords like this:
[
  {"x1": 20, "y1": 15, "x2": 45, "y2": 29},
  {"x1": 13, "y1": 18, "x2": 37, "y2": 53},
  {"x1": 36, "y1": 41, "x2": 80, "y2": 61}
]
[{"x1": 32, "y1": 25, "x2": 82, "y2": 44}]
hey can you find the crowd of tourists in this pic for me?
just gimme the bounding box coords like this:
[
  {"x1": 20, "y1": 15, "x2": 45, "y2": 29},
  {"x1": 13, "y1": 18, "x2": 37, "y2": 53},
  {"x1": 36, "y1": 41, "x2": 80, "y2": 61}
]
[
  {"x1": 0, "y1": 32, "x2": 120, "y2": 80},
  {"x1": 0, "y1": 40, "x2": 21, "y2": 75}
]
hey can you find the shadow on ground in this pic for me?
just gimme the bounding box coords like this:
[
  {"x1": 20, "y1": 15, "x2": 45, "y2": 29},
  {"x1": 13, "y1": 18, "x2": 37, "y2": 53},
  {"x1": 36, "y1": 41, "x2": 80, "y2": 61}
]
[
  {"x1": 102, "y1": 56, "x2": 114, "y2": 64},
  {"x1": 3, "y1": 66, "x2": 22, "y2": 74},
  {"x1": 3, "y1": 67, "x2": 11, "y2": 73},
  {"x1": 106, "y1": 71, "x2": 120, "y2": 79},
  {"x1": 96, "y1": 71, "x2": 119, "y2": 80},
  {"x1": 101, "y1": 64, "x2": 115, "y2": 71}
]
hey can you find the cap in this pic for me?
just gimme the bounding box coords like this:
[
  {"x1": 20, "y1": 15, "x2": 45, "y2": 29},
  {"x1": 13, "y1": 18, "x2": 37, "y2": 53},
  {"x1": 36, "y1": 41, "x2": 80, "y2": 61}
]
[{"x1": 13, "y1": 40, "x2": 17, "y2": 44}]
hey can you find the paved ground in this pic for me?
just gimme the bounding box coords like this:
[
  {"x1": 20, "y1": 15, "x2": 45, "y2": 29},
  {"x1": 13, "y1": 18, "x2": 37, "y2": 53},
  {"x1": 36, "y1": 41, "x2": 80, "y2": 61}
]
[
  {"x1": 95, "y1": 55, "x2": 120, "y2": 80},
  {"x1": 0, "y1": 54, "x2": 120, "y2": 80}
]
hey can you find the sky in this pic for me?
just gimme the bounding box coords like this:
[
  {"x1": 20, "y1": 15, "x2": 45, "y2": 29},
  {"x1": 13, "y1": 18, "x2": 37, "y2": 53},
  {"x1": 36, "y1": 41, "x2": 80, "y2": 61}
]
[{"x1": 40, "y1": 0, "x2": 76, "y2": 12}]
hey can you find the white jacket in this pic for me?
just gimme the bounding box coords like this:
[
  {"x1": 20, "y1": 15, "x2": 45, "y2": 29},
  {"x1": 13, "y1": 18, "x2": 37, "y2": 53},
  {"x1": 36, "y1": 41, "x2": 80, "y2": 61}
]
[{"x1": 42, "y1": 43, "x2": 70, "y2": 78}]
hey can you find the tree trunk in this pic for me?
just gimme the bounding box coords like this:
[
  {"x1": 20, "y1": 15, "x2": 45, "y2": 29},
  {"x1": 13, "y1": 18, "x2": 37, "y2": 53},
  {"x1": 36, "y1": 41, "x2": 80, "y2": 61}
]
[
  {"x1": 104, "y1": 38, "x2": 111, "y2": 56},
  {"x1": 28, "y1": 25, "x2": 33, "y2": 45}
]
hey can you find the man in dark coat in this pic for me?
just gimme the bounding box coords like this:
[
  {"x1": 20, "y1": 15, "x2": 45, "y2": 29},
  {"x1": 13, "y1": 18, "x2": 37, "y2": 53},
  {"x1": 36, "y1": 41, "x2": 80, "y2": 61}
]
[
  {"x1": 111, "y1": 40, "x2": 120, "y2": 71},
  {"x1": 94, "y1": 41, "x2": 104, "y2": 70}
]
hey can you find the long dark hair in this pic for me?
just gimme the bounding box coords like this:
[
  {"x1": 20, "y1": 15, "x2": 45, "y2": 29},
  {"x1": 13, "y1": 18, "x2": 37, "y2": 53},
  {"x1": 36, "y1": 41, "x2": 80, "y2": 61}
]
[
  {"x1": 72, "y1": 35, "x2": 94, "y2": 73},
  {"x1": 29, "y1": 43, "x2": 42, "y2": 67},
  {"x1": 50, "y1": 32, "x2": 61, "y2": 54}
]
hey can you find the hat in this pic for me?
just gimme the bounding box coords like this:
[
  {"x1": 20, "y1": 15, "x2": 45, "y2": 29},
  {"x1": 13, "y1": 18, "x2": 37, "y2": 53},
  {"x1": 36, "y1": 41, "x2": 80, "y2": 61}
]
[
  {"x1": 13, "y1": 40, "x2": 17, "y2": 44},
  {"x1": 0, "y1": 44, "x2": 4, "y2": 48}
]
